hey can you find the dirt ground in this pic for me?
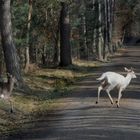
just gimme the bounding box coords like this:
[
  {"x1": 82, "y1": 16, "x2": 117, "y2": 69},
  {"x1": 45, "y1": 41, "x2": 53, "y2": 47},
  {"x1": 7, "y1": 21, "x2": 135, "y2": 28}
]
[{"x1": 3, "y1": 46, "x2": 140, "y2": 140}]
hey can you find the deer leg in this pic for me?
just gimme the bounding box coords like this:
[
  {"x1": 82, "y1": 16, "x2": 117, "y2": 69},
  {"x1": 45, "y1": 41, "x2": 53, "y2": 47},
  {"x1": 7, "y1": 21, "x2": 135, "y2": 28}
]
[
  {"x1": 106, "y1": 89, "x2": 114, "y2": 104},
  {"x1": 96, "y1": 86, "x2": 103, "y2": 104},
  {"x1": 117, "y1": 89, "x2": 122, "y2": 108}
]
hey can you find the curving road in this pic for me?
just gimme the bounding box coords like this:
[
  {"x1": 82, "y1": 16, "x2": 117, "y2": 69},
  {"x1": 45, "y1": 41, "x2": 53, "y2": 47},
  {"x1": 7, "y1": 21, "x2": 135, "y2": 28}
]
[{"x1": 5, "y1": 47, "x2": 140, "y2": 140}]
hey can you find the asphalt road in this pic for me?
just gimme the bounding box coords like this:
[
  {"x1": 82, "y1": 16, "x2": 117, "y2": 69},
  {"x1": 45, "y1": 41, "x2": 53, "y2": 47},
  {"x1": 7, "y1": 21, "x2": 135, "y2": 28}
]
[{"x1": 5, "y1": 47, "x2": 140, "y2": 140}]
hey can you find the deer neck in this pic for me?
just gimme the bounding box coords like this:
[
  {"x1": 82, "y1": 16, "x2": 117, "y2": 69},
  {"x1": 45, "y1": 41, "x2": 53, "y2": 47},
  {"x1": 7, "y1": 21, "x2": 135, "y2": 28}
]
[{"x1": 125, "y1": 73, "x2": 132, "y2": 86}]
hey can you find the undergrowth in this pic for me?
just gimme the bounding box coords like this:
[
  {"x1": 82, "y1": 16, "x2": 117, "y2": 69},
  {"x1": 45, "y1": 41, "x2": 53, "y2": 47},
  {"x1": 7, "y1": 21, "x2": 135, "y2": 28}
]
[{"x1": 0, "y1": 60, "x2": 100, "y2": 136}]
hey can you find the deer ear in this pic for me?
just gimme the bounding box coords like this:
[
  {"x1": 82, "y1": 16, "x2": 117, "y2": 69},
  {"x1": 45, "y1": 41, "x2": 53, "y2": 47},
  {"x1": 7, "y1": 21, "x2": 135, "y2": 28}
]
[{"x1": 124, "y1": 67, "x2": 129, "y2": 72}]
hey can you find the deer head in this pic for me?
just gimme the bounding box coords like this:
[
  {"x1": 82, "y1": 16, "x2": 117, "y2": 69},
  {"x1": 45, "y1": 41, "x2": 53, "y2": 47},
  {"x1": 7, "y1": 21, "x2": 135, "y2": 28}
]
[{"x1": 124, "y1": 67, "x2": 136, "y2": 78}]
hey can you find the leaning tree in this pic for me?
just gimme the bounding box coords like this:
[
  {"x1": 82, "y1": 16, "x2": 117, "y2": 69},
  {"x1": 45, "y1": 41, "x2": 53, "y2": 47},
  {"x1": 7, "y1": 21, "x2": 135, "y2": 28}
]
[{"x1": 0, "y1": 0, "x2": 23, "y2": 86}]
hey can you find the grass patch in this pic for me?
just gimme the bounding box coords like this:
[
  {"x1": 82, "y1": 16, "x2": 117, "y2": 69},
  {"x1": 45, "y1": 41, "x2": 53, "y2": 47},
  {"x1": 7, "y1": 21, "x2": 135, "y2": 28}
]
[{"x1": 0, "y1": 60, "x2": 99, "y2": 136}]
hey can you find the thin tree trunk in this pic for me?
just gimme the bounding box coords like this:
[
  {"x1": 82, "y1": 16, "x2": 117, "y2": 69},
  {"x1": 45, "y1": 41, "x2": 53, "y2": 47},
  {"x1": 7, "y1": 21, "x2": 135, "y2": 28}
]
[
  {"x1": 92, "y1": 0, "x2": 96, "y2": 57},
  {"x1": 79, "y1": 15, "x2": 87, "y2": 60},
  {"x1": 42, "y1": 45, "x2": 46, "y2": 65},
  {"x1": 97, "y1": 1, "x2": 103, "y2": 61},
  {"x1": 53, "y1": 36, "x2": 59, "y2": 65},
  {"x1": 53, "y1": 19, "x2": 60, "y2": 65},
  {"x1": 109, "y1": 0, "x2": 113, "y2": 52},
  {"x1": 106, "y1": 0, "x2": 111, "y2": 53},
  {"x1": 107, "y1": 0, "x2": 113, "y2": 53},
  {"x1": 25, "y1": 0, "x2": 33, "y2": 73},
  {"x1": 103, "y1": 0, "x2": 108, "y2": 60}
]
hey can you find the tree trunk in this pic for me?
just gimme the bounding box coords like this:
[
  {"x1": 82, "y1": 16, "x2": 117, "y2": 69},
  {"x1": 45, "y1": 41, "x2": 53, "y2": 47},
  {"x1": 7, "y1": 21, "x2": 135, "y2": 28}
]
[
  {"x1": 42, "y1": 45, "x2": 46, "y2": 65},
  {"x1": 79, "y1": 15, "x2": 88, "y2": 60},
  {"x1": 25, "y1": 0, "x2": 33, "y2": 73},
  {"x1": 53, "y1": 37, "x2": 59, "y2": 65},
  {"x1": 106, "y1": 0, "x2": 113, "y2": 53},
  {"x1": 53, "y1": 20, "x2": 60, "y2": 65},
  {"x1": 0, "y1": 0, "x2": 23, "y2": 86},
  {"x1": 59, "y1": 2, "x2": 72, "y2": 66},
  {"x1": 103, "y1": 0, "x2": 109, "y2": 60},
  {"x1": 92, "y1": 0, "x2": 96, "y2": 57},
  {"x1": 97, "y1": 0, "x2": 103, "y2": 61}
]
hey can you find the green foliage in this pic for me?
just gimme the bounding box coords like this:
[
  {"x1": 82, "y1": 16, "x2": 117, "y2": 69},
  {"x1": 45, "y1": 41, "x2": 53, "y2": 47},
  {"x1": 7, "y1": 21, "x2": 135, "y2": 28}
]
[
  {"x1": 12, "y1": 1, "x2": 28, "y2": 47},
  {"x1": 10, "y1": 0, "x2": 140, "y2": 67},
  {"x1": 117, "y1": 0, "x2": 140, "y2": 40}
]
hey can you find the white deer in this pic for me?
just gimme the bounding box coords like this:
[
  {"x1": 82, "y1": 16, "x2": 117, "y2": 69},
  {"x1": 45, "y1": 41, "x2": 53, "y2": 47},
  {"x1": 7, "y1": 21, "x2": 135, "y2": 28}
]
[
  {"x1": 96, "y1": 67, "x2": 136, "y2": 107},
  {"x1": 0, "y1": 74, "x2": 16, "y2": 113}
]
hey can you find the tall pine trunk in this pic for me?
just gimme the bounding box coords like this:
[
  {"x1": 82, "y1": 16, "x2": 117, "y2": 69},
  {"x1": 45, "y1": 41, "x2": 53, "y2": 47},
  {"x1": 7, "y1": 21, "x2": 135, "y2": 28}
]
[
  {"x1": 59, "y1": 2, "x2": 72, "y2": 66},
  {"x1": 0, "y1": 0, "x2": 23, "y2": 86}
]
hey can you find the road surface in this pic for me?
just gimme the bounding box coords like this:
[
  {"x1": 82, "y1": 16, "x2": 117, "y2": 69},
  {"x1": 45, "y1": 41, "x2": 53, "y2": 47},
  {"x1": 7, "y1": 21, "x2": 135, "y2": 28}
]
[{"x1": 4, "y1": 47, "x2": 140, "y2": 140}]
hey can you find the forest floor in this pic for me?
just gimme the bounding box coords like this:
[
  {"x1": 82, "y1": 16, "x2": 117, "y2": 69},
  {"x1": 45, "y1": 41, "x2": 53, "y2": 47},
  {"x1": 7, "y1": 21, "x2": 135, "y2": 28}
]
[
  {"x1": 0, "y1": 55, "x2": 103, "y2": 137},
  {"x1": 1, "y1": 46, "x2": 140, "y2": 140}
]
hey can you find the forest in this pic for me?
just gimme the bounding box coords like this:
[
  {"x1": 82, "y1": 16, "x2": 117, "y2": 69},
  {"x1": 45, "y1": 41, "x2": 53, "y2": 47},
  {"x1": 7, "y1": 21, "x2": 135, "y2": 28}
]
[{"x1": 0, "y1": 0, "x2": 140, "y2": 139}]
